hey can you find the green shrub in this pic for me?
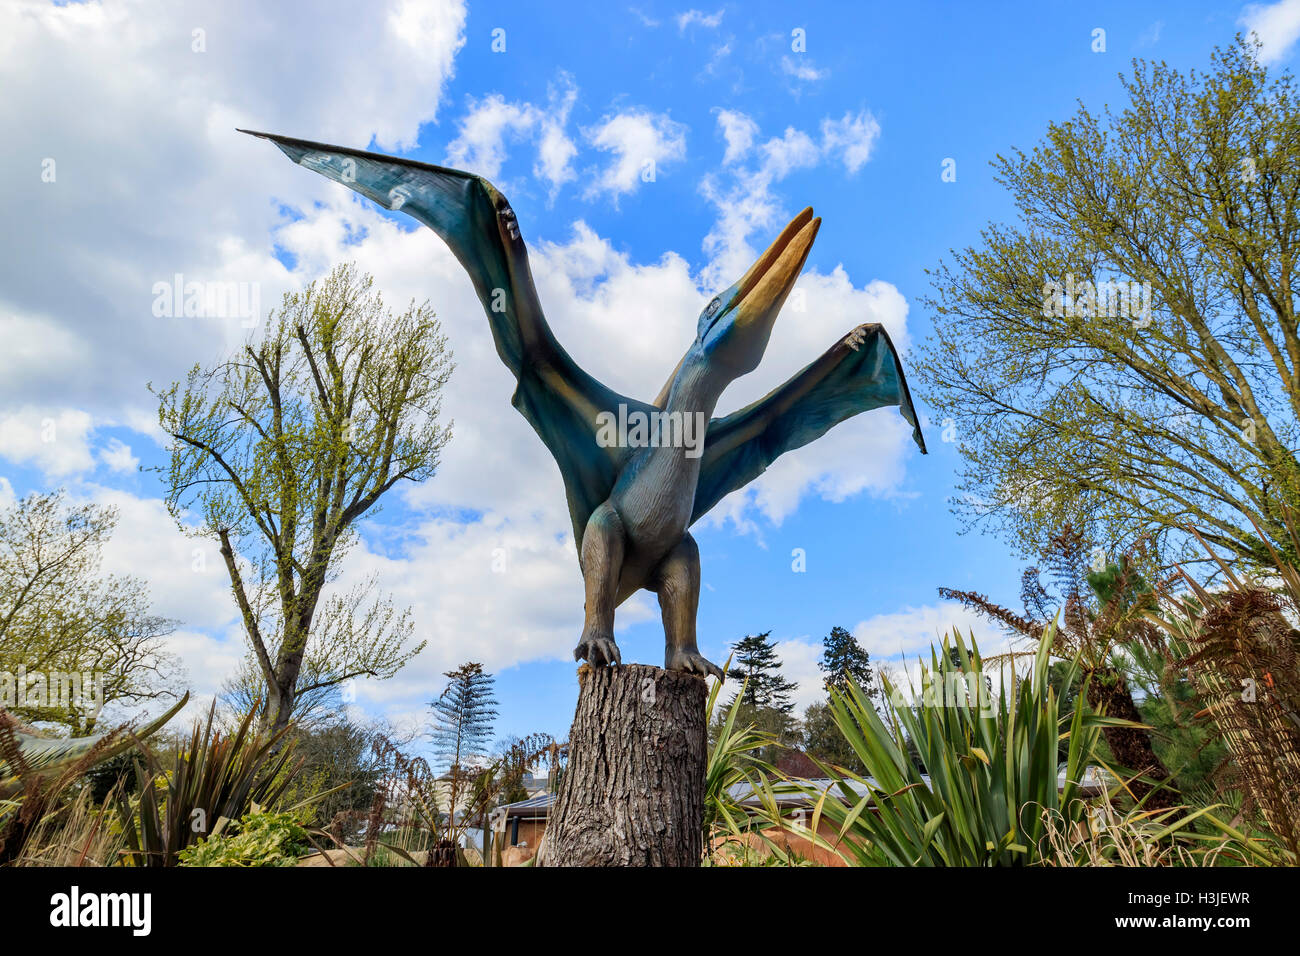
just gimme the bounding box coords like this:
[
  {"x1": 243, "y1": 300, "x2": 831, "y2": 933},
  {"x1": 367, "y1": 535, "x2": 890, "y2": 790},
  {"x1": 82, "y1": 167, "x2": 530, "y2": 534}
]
[
  {"x1": 788, "y1": 625, "x2": 1125, "y2": 865},
  {"x1": 178, "y1": 811, "x2": 310, "y2": 867}
]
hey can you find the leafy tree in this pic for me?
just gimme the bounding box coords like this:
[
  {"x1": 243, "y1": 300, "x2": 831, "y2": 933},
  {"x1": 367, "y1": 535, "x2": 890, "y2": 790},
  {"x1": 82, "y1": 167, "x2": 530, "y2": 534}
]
[
  {"x1": 429, "y1": 663, "x2": 499, "y2": 772},
  {"x1": 279, "y1": 719, "x2": 387, "y2": 844},
  {"x1": 917, "y1": 41, "x2": 1300, "y2": 570},
  {"x1": 801, "y1": 701, "x2": 864, "y2": 774},
  {"x1": 724, "y1": 632, "x2": 801, "y2": 762},
  {"x1": 0, "y1": 490, "x2": 182, "y2": 733},
  {"x1": 818, "y1": 625, "x2": 875, "y2": 697},
  {"x1": 217, "y1": 574, "x2": 415, "y2": 729},
  {"x1": 154, "y1": 264, "x2": 450, "y2": 733}
]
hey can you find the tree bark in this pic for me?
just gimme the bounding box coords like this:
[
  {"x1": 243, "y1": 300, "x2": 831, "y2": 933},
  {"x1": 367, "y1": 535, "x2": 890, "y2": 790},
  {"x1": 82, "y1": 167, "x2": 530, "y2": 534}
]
[
  {"x1": 541, "y1": 664, "x2": 706, "y2": 867},
  {"x1": 1086, "y1": 668, "x2": 1180, "y2": 811}
]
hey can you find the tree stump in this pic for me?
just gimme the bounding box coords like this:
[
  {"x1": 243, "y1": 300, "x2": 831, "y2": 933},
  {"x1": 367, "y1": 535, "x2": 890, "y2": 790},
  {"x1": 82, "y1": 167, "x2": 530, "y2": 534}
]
[
  {"x1": 540, "y1": 663, "x2": 707, "y2": 867},
  {"x1": 426, "y1": 839, "x2": 458, "y2": 867}
]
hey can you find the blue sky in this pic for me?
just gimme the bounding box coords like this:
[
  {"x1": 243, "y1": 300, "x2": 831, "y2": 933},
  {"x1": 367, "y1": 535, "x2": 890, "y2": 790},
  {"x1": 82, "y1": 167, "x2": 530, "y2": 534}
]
[{"x1": 2, "y1": 0, "x2": 1298, "y2": 760}]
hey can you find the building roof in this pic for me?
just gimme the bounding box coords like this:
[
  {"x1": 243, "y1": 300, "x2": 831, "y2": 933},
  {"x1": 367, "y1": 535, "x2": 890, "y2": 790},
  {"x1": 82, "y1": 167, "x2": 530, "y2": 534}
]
[
  {"x1": 498, "y1": 793, "x2": 554, "y2": 819},
  {"x1": 774, "y1": 749, "x2": 823, "y2": 778}
]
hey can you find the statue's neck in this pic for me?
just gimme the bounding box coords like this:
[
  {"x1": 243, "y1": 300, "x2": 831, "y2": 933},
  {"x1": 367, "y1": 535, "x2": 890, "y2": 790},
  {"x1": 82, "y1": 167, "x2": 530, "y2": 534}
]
[{"x1": 664, "y1": 348, "x2": 728, "y2": 418}]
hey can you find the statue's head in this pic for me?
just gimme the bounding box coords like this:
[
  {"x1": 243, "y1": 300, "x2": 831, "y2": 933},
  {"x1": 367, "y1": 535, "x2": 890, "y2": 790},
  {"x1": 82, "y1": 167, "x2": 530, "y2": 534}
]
[{"x1": 696, "y1": 207, "x2": 820, "y2": 377}]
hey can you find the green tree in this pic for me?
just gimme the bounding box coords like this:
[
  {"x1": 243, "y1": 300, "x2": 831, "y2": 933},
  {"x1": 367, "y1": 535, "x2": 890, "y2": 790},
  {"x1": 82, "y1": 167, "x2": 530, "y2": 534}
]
[
  {"x1": 818, "y1": 625, "x2": 875, "y2": 697},
  {"x1": 429, "y1": 662, "x2": 499, "y2": 833},
  {"x1": 801, "y1": 701, "x2": 864, "y2": 774},
  {"x1": 217, "y1": 573, "x2": 415, "y2": 729},
  {"x1": 0, "y1": 490, "x2": 181, "y2": 734},
  {"x1": 724, "y1": 632, "x2": 801, "y2": 761},
  {"x1": 429, "y1": 663, "x2": 499, "y2": 772},
  {"x1": 917, "y1": 41, "x2": 1300, "y2": 569},
  {"x1": 280, "y1": 719, "x2": 387, "y2": 844},
  {"x1": 154, "y1": 264, "x2": 450, "y2": 733},
  {"x1": 728, "y1": 631, "x2": 798, "y2": 714}
]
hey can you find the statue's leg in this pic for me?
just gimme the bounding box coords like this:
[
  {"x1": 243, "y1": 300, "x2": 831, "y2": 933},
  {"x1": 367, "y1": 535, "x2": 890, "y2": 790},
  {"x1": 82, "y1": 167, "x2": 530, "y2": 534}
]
[
  {"x1": 574, "y1": 501, "x2": 624, "y2": 667},
  {"x1": 654, "y1": 533, "x2": 723, "y2": 681}
]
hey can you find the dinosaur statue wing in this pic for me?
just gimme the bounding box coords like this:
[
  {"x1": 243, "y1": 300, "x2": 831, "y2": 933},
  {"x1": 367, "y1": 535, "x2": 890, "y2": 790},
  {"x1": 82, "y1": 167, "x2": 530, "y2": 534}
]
[
  {"x1": 0, "y1": 693, "x2": 189, "y2": 799},
  {"x1": 241, "y1": 130, "x2": 649, "y2": 545},
  {"x1": 691, "y1": 323, "x2": 926, "y2": 525}
]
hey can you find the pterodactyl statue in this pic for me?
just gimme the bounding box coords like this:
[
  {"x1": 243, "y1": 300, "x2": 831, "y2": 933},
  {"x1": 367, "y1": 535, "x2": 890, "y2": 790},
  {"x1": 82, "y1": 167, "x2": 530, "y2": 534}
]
[{"x1": 242, "y1": 129, "x2": 926, "y2": 681}]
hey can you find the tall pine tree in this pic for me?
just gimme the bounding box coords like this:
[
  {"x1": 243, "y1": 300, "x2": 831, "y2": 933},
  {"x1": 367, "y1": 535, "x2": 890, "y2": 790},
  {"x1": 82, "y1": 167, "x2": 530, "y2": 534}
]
[
  {"x1": 818, "y1": 625, "x2": 875, "y2": 696},
  {"x1": 729, "y1": 631, "x2": 798, "y2": 714}
]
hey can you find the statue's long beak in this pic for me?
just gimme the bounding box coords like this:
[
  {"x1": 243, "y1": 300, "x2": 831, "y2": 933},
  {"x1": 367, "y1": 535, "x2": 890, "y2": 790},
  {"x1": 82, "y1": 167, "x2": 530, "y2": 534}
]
[{"x1": 732, "y1": 207, "x2": 821, "y2": 332}]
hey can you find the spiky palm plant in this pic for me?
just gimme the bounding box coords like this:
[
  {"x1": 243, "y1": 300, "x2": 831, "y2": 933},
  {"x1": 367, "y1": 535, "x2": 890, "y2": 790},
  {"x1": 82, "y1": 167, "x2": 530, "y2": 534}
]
[
  {"x1": 114, "y1": 701, "x2": 303, "y2": 866},
  {"x1": 940, "y1": 526, "x2": 1181, "y2": 809},
  {"x1": 787, "y1": 626, "x2": 1128, "y2": 866},
  {"x1": 703, "y1": 669, "x2": 778, "y2": 858}
]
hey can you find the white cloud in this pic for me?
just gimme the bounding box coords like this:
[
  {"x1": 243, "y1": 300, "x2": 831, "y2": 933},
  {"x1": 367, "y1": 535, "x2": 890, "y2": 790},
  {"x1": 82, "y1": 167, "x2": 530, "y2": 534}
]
[
  {"x1": 771, "y1": 637, "x2": 825, "y2": 712},
  {"x1": 781, "y1": 54, "x2": 827, "y2": 82},
  {"x1": 100, "y1": 437, "x2": 140, "y2": 474},
  {"x1": 583, "y1": 109, "x2": 688, "y2": 202},
  {"x1": 1241, "y1": 0, "x2": 1300, "y2": 64},
  {"x1": 852, "y1": 602, "x2": 1015, "y2": 664},
  {"x1": 443, "y1": 95, "x2": 541, "y2": 180},
  {"x1": 89, "y1": 487, "x2": 240, "y2": 629},
  {"x1": 700, "y1": 112, "x2": 851, "y2": 285},
  {"x1": 0, "y1": 407, "x2": 95, "y2": 476},
  {"x1": 758, "y1": 127, "x2": 821, "y2": 180},
  {"x1": 676, "y1": 8, "x2": 724, "y2": 31},
  {"x1": 535, "y1": 81, "x2": 581, "y2": 198},
  {"x1": 0, "y1": 0, "x2": 467, "y2": 430},
  {"x1": 821, "y1": 110, "x2": 882, "y2": 174},
  {"x1": 716, "y1": 109, "x2": 759, "y2": 164},
  {"x1": 442, "y1": 77, "x2": 580, "y2": 200}
]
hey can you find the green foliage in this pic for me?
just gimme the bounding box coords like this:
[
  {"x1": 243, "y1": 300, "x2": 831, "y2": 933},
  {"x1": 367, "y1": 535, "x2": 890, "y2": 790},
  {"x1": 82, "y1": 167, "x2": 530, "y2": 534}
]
[
  {"x1": 178, "y1": 811, "x2": 310, "y2": 867},
  {"x1": 114, "y1": 703, "x2": 305, "y2": 867},
  {"x1": 796, "y1": 626, "x2": 1123, "y2": 866},
  {"x1": 154, "y1": 263, "x2": 449, "y2": 732},
  {"x1": 801, "y1": 701, "x2": 865, "y2": 775},
  {"x1": 704, "y1": 670, "x2": 777, "y2": 855},
  {"x1": 0, "y1": 696, "x2": 187, "y2": 865},
  {"x1": 917, "y1": 40, "x2": 1300, "y2": 567},
  {"x1": 720, "y1": 632, "x2": 801, "y2": 762},
  {"x1": 728, "y1": 632, "x2": 797, "y2": 714},
  {"x1": 277, "y1": 720, "x2": 385, "y2": 844},
  {"x1": 1137, "y1": 694, "x2": 1224, "y2": 802},
  {"x1": 819, "y1": 625, "x2": 875, "y2": 696},
  {"x1": 0, "y1": 490, "x2": 181, "y2": 734}
]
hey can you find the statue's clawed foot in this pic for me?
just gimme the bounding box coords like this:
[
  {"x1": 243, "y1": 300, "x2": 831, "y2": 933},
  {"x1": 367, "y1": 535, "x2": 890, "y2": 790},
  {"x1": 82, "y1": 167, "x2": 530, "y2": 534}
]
[
  {"x1": 666, "y1": 645, "x2": 724, "y2": 682},
  {"x1": 575, "y1": 632, "x2": 622, "y2": 667}
]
